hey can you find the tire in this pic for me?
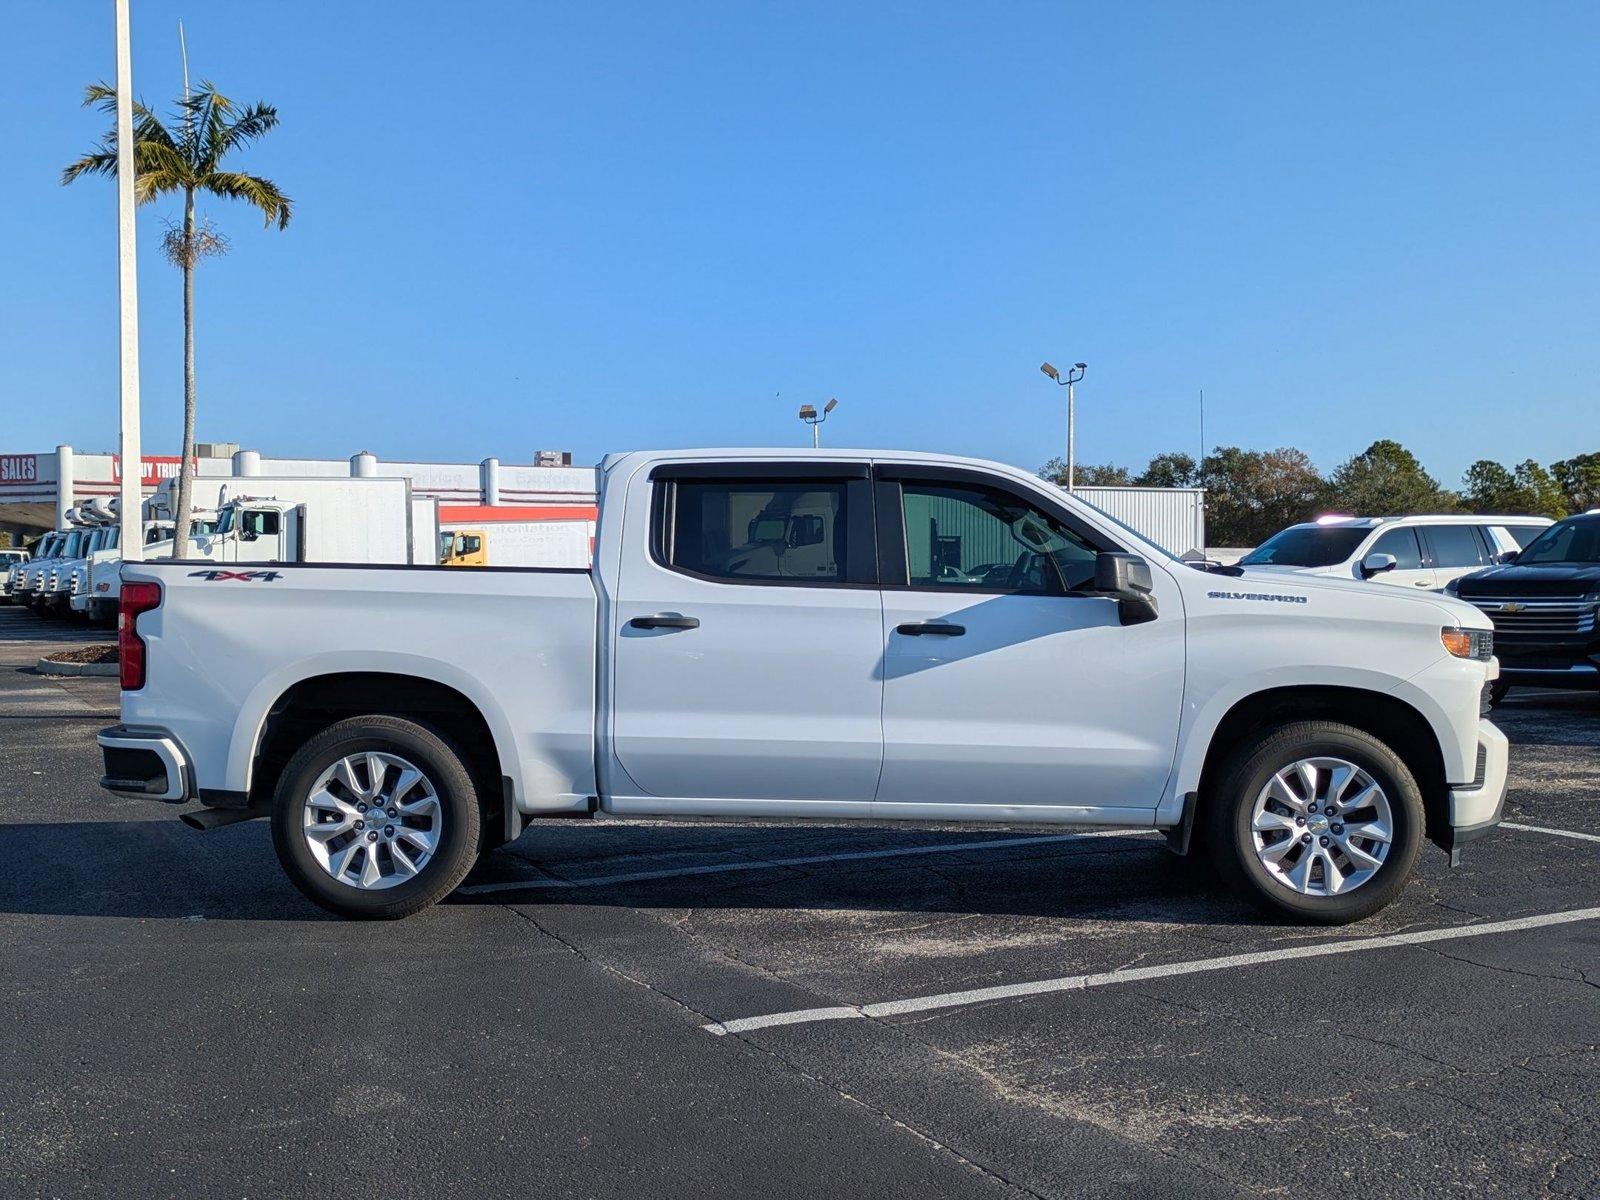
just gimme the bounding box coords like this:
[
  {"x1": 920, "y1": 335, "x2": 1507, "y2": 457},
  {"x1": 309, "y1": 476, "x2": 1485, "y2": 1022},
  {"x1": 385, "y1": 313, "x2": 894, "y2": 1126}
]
[
  {"x1": 270, "y1": 715, "x2": 482, "y2": 919},
  {"x1": 1488, "y1": 680, "x2": 1511, "y2": 707},
  {"x1": 1204, "y1": 721, "x2": 1424, "y2": 925}
]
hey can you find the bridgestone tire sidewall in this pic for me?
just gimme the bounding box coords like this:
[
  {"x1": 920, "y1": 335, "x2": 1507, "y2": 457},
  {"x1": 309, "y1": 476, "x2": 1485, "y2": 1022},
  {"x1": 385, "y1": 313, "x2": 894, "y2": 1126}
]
[
  {"x1": 1211, "y1": 722, "x2": 1424, "y2": 925},
  {"x1": 271, "y1": 716, "x2": 481, "y2": 920}
]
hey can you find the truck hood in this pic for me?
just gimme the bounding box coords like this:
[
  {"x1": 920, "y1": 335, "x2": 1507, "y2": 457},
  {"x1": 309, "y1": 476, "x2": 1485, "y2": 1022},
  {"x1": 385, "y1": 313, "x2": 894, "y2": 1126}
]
[
  {"x1": 1189, "y1": 564, "x2": 1489, "y2": 629},
  {"x1": 1455, "y1": 563, "x2": 1600, "y2": 599}
]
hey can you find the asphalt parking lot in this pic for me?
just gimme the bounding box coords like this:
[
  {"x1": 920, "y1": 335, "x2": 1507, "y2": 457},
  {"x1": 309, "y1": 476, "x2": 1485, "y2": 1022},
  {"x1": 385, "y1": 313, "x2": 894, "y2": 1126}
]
[{"x1": 2, "y1": 604, "x2": 1597, "y2": 1199}]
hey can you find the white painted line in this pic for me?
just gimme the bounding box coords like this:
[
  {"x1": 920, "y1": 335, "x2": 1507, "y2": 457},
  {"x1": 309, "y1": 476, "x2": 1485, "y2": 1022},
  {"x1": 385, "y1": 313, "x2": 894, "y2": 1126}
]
[
  {"x1": 702, "y1": 905, "x2": 1600, "y2": 1036},
  {"x1": 1503, "y1": 821, "x2": 1600, "y2": 846},
  {"x1": 459, "y1": 828, "x2": 1156, "y2": 896}
]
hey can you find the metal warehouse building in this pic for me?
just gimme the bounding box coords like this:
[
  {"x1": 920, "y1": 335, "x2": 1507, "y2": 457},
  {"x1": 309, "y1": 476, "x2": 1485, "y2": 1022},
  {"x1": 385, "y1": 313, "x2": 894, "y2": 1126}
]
[{"x1": 0, "y1": 443, "x2": 597, "y2": 542}]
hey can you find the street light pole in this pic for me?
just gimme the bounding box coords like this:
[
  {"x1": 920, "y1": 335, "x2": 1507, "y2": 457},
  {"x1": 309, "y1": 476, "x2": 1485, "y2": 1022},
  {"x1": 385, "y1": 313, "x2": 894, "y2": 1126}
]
[
  {"x1": 798, "y1": 398, "x2": 838, "y2": 448},
  {"x1": 1039, "y1": 361, "x2": 1087, "y2": 491},
  {"x1": 114, "y1": 0, "x2": 143, "y2": 560}
]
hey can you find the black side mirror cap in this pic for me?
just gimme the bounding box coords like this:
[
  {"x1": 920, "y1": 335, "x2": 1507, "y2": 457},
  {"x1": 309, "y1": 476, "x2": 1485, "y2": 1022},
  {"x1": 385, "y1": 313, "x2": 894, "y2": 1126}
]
[{"x1": 1094, "y1": 552, "x2": 1158, "y2": 625}]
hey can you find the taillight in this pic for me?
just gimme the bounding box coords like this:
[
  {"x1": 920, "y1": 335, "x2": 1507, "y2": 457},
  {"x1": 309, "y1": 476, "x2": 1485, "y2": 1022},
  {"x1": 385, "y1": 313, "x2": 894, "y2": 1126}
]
[{"x1": 119, "y1": 581, "x2": 162, "y2": 690}]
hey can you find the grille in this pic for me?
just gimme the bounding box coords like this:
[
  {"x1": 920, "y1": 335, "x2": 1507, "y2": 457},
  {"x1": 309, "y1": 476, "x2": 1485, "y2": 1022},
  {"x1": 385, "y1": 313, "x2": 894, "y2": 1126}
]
[{"x1": 1467, "y1": 596, "x2": 1599, "y2": 636}]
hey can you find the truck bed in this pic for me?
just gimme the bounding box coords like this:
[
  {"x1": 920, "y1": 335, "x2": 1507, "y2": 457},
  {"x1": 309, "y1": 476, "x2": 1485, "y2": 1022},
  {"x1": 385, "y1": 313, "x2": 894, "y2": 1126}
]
[{"x1": 119, "y1": 560, "x2": 600, "y2": 813}]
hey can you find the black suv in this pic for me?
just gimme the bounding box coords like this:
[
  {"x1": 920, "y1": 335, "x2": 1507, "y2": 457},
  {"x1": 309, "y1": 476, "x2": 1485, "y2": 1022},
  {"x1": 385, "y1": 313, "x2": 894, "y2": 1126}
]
[{"x1": 1448, "y1": 512, "x2": 1600, "y2": 700}]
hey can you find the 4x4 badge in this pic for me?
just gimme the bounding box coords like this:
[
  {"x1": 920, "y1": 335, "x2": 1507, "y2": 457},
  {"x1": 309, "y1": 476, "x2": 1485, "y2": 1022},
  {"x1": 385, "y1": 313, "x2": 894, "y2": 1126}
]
[{"x1": 188, "y1": 569, "x2": 283, "y2": 582}]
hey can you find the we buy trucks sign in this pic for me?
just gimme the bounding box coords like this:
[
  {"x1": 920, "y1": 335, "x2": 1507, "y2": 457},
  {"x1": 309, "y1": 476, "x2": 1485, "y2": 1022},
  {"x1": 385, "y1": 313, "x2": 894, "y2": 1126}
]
[{"x1": 112, "y1": 456, "x2": 196, "y2": 486}]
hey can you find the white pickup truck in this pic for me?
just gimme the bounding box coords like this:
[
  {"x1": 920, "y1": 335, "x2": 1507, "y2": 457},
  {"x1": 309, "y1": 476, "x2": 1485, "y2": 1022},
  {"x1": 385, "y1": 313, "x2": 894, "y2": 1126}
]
[{"x1": 98, "y1": 449, "x2": 1508, "y2": 923}]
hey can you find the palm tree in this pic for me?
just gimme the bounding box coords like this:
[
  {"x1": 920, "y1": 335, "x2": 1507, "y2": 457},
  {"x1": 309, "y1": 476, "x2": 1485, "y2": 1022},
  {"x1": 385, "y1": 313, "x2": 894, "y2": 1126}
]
[{"x1": 64, "y1": 81, "x2": 291, "y2": 559}]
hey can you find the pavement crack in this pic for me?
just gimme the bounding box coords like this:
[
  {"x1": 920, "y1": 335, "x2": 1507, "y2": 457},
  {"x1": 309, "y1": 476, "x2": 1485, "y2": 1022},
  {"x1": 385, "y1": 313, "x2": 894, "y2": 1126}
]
[
  {"x1": 494, "y1": 901, "x2": 716, "y2": 1027},
  {"x1": 721, "y1": 1028, "x2": 1051, "y2": 1199}
]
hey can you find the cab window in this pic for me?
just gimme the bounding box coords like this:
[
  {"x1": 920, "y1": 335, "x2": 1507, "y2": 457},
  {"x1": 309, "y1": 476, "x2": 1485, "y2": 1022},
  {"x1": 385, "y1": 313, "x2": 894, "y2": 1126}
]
[
  {"x1": 898, "y1": 481, "x2": 1099, "y2": 594},
  {"x1": 656, "y1": 479, "x2": 850, "y2": 584}
]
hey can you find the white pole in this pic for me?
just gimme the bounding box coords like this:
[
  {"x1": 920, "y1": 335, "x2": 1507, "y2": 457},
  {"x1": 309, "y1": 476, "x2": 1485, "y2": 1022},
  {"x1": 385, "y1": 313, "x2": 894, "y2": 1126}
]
[
  {"x1": 114, "y1": 0, "x2": 143, "y2": 559},
  {"x1": 1066, "y1": 378, "x2": 1076, "y2": 492}
]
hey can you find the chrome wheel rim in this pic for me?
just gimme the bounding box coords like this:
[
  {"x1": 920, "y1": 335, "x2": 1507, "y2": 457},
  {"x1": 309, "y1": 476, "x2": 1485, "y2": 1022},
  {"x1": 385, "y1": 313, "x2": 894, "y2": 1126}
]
[
  {"x1": 1251, "y1": 757, "x2": 1393, "y2": 897},
  {"x1": 301, "y1": 751, "x2": 442, "y2": 891}
]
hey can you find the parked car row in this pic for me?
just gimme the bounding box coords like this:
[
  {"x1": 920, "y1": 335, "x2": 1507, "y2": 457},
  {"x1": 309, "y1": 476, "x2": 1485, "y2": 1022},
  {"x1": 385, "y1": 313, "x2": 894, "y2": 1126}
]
[{"x1": 1235, "y1": 509, "x2": 1600, "y2": 704}]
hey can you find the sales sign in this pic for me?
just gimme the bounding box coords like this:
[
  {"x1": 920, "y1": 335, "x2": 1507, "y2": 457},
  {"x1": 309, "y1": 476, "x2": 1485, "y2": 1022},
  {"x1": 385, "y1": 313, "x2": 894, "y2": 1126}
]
[{"x1": 0, "y1": 455, "x2": 39, "y2": 483}]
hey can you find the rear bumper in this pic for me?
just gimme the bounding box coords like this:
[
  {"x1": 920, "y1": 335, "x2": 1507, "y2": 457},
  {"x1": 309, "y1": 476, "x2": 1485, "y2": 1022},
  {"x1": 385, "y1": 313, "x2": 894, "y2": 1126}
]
[
  {"x1": 1446, "y1": 720, "x2": 1508, "y2": 849},
  {"x1": 97, "y1": 724, "x2": 194, "y2": 803}
]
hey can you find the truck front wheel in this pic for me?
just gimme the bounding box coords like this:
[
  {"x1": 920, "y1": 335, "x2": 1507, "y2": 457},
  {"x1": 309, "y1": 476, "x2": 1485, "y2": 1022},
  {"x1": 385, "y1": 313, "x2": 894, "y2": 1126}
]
[
  {"x1": 1205, "y1": 721, "x2": 1424, "y2": 925},
  {"x1": 270, "y1": 715, "x2": 482, "y2": 919}
]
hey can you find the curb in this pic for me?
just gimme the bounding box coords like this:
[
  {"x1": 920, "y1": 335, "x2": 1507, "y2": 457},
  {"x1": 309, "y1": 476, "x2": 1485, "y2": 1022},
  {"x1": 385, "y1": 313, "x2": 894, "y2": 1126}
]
[{"x1": 37, "y1": 656, "x2": 119, "y2": 678}]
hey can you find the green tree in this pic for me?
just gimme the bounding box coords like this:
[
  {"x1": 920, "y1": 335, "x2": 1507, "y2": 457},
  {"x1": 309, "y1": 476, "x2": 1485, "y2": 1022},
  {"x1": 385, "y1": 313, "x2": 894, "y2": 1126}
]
[
  {"x1": 1511, "y1": 460, "x2": 1567, "y2": 519},
  {"x1": 1552, "y1": 453, "x2": 1600, "y2": 513},
  {"x1": 64, "y1": 81, "x2": 291, "y2": 559},
  {"x1": 1038, "y1": 458, "x2": 1132, "y2": 487},
  {"x1": 1134, "y1": 451, "x2": 1200, "y2": 489},
  {"x1": 1462, "y1": 460, "x2": 1520, "y2": 513},
  {"x1": 1201, "y1": 446, "x2": 1324, "y2": 546},
  {"x1": 1325, "y1": 439, "x2": 1459, "y2": 516}
]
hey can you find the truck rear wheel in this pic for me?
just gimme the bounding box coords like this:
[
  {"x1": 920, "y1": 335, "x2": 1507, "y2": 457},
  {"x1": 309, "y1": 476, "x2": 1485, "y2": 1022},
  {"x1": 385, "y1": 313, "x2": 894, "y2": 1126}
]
[
  {"x1": 270, "y1": 715, "x2": 482, "y2": 919},
  {"x1": 1205, "y1": 721, "x2": 1423, "y2": 925}
]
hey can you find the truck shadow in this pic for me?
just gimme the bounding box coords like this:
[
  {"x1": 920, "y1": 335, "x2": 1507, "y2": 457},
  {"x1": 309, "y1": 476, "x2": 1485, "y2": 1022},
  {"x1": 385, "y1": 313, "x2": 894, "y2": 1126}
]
[
  {"x1": 456, "y1": 824, "x2": 1263, "y2": 927},
  {"x1": 0, "y1": 819, "x2": 1264, "y2": 925}
]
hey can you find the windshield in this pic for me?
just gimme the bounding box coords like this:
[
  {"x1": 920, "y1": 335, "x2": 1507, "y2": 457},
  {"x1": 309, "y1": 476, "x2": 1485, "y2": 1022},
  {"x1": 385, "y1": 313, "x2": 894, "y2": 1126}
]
[
  {"x1": 1240, "y1": 525, "x2": 1369, "y2": 567},
  {"x1": 1514, "y1": 516, "x2": 1600, "y2": 565},
  {"x1": 145, "y1": 524, "x2": 172, "y2": 545},
  {"x1": 191, "y1": 517, "x2": 218, "y2": 537},
  {"x1": 59, "y1": 530, "x2": 88, "y2": 558}
]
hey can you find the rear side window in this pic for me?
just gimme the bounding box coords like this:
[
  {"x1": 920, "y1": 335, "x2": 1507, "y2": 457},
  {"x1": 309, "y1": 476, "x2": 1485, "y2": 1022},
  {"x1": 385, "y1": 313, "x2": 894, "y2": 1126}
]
[
  {"x1": 1368, "y1": 527, "x2": 1423, "y2": 570},
  {"x1": 656, "y1": 479, "x2": 851, "y2": 584},
  {"x1": 1503, "y1": 525, "x2": 1546, "y2": 549},
  {"x1": 1420, "y1": 524, "x2": 1488, "y2": 568}
]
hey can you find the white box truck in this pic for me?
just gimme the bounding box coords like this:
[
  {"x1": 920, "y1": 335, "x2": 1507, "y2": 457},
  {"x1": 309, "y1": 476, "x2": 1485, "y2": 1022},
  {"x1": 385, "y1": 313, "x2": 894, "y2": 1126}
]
[
  {"x1": 438, "y1": 506, "x2": 596, "y2": 568},
  {"x1": 190, "y1": 477, "x2": 437, "y2": 566}
]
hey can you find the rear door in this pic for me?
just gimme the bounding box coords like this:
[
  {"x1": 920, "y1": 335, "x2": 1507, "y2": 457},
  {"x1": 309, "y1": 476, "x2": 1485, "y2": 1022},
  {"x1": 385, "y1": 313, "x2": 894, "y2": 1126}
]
[
  {"x1": 1419, "y1": 524, "x2": 1492, "y2": 590},
  {"x1": 608, "y1": 462, "x2": 885, "y2": 808},
  {"x1": 873, "y1": 465, "x2": 1185, "y2": 817}
]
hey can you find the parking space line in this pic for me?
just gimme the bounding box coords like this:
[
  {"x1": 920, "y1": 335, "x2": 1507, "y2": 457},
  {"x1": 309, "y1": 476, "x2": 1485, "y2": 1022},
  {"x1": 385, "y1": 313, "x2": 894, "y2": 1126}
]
[
  {"x1": 701, "y1": 905, "x2": 1600, "y2": 1035},
  {"x1": 1503, "y1": 821, "x2": 1600, "y2": 846},
  {"x1": 459, "y1": 828, "x2": 1157, "y2": 895}
]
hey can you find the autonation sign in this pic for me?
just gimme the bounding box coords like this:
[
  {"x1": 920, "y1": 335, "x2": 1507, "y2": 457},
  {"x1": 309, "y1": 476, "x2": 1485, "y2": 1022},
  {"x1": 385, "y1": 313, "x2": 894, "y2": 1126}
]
[{"x1": 0, "y1": 454, "x2": 39, "y2": 483}]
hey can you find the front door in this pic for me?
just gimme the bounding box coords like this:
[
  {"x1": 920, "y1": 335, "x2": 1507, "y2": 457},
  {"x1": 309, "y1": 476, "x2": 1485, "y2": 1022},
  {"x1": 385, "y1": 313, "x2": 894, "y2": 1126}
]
[
  {"x1": 874, "y1": 468, "x2": 1185, "y2": 819},
  {"x1": 608, "y1": 464, "x2": 884, "y2": 809},
  {"x1": 1363, "y1": 526, "x2": 1436, "y2": 591}
]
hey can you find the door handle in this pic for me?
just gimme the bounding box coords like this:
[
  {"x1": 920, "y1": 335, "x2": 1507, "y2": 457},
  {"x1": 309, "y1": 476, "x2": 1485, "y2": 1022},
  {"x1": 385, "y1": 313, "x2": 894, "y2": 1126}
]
[
  {"x1": 630, "y1": 614, "x2": 700, "y2": 630},
  {"x1": 896, "y1": 622, "x2": 966, "y2": 637},
  {"x1": 1413, "y1": 581, "x2": 1432, "y2": 587}
]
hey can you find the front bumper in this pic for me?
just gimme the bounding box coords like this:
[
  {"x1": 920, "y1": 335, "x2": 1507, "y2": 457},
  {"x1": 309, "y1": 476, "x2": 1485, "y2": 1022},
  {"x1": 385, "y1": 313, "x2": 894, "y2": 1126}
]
[
  {"x1": 97, "y1": 725, "x2": 194, "y2": 803},
  {"x1": 1445, "y1": 719, "x2": 1508, "y2": 855}
]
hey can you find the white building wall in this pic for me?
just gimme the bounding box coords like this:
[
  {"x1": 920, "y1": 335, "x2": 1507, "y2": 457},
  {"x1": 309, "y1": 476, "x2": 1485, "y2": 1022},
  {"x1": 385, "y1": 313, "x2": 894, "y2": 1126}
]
[{"x1": 1071, "y1": 486, "x2": 1207, "y2": 557}]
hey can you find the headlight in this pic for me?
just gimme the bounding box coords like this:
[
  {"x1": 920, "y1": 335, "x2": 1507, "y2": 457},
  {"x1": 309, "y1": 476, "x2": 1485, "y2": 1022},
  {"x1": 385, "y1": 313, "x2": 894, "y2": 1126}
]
[{"x1": 1442, "y1": 627, "x2": 1493, "y2": 660}]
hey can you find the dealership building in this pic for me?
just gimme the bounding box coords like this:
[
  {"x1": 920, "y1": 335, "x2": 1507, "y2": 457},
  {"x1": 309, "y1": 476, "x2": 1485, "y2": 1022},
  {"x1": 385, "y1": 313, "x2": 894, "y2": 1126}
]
[{"x1": 0, "y1": 443, "x2": 597, "y2": 543}]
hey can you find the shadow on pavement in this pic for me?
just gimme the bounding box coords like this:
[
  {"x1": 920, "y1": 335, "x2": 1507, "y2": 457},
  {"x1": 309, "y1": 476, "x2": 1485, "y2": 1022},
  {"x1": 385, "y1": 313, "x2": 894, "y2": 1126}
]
[{"x1": 0, "y1": 818, "x2": 1265, "y2": 927}]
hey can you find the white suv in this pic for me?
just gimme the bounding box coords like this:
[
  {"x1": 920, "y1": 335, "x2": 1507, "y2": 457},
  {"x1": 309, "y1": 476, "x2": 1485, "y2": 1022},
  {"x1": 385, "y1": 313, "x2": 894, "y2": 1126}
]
[{"x1": 1238, "y1": 515, "x2": 1553, "y2": 592}]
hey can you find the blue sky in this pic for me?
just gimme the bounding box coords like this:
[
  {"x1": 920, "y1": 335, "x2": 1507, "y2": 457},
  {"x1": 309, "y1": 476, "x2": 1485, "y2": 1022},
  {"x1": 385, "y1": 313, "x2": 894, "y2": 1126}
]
[{"x1": 2, "y1": 2, "x2": 1597, "y2": 483}]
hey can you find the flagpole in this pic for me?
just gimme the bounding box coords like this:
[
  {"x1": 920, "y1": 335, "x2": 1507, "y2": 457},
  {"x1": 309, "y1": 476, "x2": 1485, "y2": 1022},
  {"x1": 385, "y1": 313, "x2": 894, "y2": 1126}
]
[{"x1": 114, "y1": 0, "x2": 143, "y2": 559}]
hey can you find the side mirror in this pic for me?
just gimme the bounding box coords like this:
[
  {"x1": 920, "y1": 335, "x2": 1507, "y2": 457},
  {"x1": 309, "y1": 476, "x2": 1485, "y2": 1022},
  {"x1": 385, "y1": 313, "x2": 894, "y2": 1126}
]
[
  {"x1": 1360, "y1": 552, "x2": 1397, "y2": 578},
  {"x1": 1094, "y1": 552, "x2": 1158, "y2": 625},
  {"x1": 1496, "y1": 550, "x2": 1519, "y2": 564}
]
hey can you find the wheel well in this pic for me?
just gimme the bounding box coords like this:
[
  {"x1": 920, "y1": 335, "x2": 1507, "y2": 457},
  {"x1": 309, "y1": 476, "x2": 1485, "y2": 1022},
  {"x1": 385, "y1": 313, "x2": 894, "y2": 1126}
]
[
  {"x1": 250, "y1": 673, "x2": 504, "y2": 820},
  {"x1": 1196, "y1": 686, "x2": 1449, "y2": 846}
]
